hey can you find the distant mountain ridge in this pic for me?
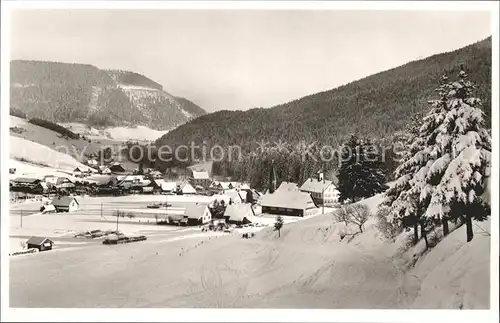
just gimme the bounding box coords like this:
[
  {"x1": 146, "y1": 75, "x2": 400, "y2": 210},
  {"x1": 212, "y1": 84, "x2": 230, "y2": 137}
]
[
  {"x1": 10, "y1": 60, "x2": 206, "y2": 130},
  {"x1": 157, "y1": 37, "x2": 492, "y2": 152}
]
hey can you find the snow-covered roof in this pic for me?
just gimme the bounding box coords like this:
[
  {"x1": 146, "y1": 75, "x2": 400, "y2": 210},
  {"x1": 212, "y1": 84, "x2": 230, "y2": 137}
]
[
  {"x1": 277, "y1": 181, "x2": 299, "y2": 192},
  {"x1": 118, "y1": 175, "x2": 144, "y2": 182},
  {"x1": 51, "y1": 196, "x2": 79, "y2": 207},
  {"x1": 183, "y1": 204, "x2": 209, "y2": 220},
  {"x1": 74, "y1": 166, "x2": 92, "y2": 172},
  {"x1": 261, "y1": 190, "x2": 317, "y2": 210},
  {"x1": 178, "y1": 181, "x2": 196, "y2": 193},
  {"x1": 41, "y1": 204, "x2": 56, "y2": 212},
  {"x1": 26, "y1": 236, "x2": 53, "y2": 246},
  {"x1": 223, "y1": 203, "x2": 254, "y2": 222},
  {"x1": 226, "y1": 190, "x2": 243, "y2": 203},
  {"x1": 300, "y1": 178, "x2": 335, "y2": 194},
  {"x1": 12, "y1": 177, "x2": 40, "y2": 183},
  {"x1": 86, "y1": 175, "x2": 114, "y2": 186},
  {"x1": 161, "y1": 181, "x2": 177, "y2": 191},
  {"x1": 192, "y1": 171, "x2": 210, "y2": 180}
]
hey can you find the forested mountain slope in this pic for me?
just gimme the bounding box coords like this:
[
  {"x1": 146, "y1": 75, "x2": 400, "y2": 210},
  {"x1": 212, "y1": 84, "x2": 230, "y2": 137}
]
[
  {"x1": 10, "y1": 60, "x2": 206, "y2": 130},
  {"x1": 158, "y1": 37, "x2": 491, "y2": 152}
]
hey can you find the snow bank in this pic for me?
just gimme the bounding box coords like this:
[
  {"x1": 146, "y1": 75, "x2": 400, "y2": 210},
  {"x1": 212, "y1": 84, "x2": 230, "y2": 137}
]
[{"x1": 409, "y1": 219, "x2": 490, "y2": 309}]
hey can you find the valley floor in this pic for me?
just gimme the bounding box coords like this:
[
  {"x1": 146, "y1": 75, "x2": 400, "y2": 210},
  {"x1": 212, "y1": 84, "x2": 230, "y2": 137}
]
[
  {"x1": 8, "y1": 195, "x2": 490, "y2": 309},
  {"x1": 9, "y1": 213, "x2": 407, "y2": 308}
]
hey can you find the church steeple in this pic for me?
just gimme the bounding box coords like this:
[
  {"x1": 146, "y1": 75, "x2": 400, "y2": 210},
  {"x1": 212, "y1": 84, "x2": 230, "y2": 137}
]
[{"x1": 269, "y1": 159, "x2": 277, "y2": 194}]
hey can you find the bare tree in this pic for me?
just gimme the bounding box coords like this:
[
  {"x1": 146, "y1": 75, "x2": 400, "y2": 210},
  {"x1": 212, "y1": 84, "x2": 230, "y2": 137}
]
[
  {"x1": 347, "y1": 204, "x2": 371, "y2": 233},
  {"x1": 334, "y1": 206, "x2": 351, "y2": 226}
]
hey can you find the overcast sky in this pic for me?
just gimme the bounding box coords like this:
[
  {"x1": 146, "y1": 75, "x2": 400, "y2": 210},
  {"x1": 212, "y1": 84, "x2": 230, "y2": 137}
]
[{"x1": 10, "y1": 10, "x2": 491, "y2": 112}]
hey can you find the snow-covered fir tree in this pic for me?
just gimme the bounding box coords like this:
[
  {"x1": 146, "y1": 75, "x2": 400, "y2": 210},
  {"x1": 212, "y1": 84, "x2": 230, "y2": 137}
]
[
  {"x1": 384, "y1": 114, "x2": 424, "y2": 244},
  {"x1": 388, "y1": 67, "x2": 491, "y2": 243},
  {"x1": 337, "y1": 135, "x2": 387, "y2": 202}
]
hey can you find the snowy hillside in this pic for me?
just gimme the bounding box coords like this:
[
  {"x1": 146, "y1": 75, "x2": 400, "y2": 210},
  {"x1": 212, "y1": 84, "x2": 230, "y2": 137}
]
[
  {"x1": 10, "y1": 136, "x2": 89, "y2": 171},
  {"x1": 9, "y1": 158, "x2": 77, "y2": 180},
  {"x1": 255, "y1": 193, "x2": 491, "y2": 309},
  {"x1": 117, "y1": 82, "x2": 196, "y2": 128}
]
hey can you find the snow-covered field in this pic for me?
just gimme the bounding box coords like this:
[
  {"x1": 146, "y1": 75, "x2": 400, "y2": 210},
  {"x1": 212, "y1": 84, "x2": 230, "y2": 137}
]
[
  {"x1": 104, "y1": 125, "x2": 169, "y2": 142},
  {"x1": 62, "y1": 122, "x2": 109, "y2": 140},
  {"x1": 62, "y1": 121, "x2": 169, "y2": 142}
]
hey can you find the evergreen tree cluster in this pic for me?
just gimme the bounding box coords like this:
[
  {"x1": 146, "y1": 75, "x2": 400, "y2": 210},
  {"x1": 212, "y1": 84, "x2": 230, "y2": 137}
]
[
  {"x1": 337, "y1": 135, "x2": 388, "y2": 202},
  {"x1": 384, "y1": 68, "x2": 491, "y2": 245}
]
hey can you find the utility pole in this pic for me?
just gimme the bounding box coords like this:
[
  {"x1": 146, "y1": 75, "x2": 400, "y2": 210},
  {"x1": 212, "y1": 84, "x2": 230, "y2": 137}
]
[
  {"x1": 165, "y1": 193, "x2": 168, "y2": 221},
  {"x1": 116, "y1": 210, "x2": 119, "y2": 232},
  {"x1": 20, "y1": 209, "x2": 23, "y2": 228},
  {"x1": 101, "y1": 203, "x2": 103, "y2": 219},
  {"x1": 322, "y1": 188, "x2": 325, "y2": 215},
  {"x1": 322, "y1": 175, "x2": 326, "y2": 215}
]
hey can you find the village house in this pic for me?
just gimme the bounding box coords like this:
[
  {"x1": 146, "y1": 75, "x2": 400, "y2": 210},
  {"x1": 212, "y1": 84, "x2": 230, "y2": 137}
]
[
  {"x1": 40, "y1": 204, "x2": 56, "y2": 214},
  {"x1": 223, "y1": 203, "x2": 255, "y2": 225},
  {"x1": 142, "y1": 186, "x2": 154, "y2": 194},
  {"x1": 86, "y1": 175, "x2": 117, "y2": 187},
  {"x1": 109, "y1": 162, "x2": 126, "y2": 174},
  {"x1": 177, "y1": 181, "x2": 197, "y2": 195},
  {"x1": 117, "y1": 175, "x2": 145, "y2": 185},
  {"x1": 100, "y1": 167, "x2": 112, "y2": 175},
  {"x1": 11, "y1": 177, "x2": 41, "y2": 191},
  {"x1": 299, "y1": 171, "x2": 340, "y2": 206},
  {"x1": 149, "y1": 170, "x2": 163, "y2": 179},
  {"x1": 86, "y1": 159, "x2": 99, "y2": 168},
  {"x1": 26, "y1": 236, "x2": 54, "y2": 252},
  {"x1": 241, "y1": 188, "x2": 261, "y2": 204},
  {"x1": 147, "y1": 179, "x2": 162, "y2": 194},
  {"x1": 160, "y1": 181, "x2": 177, "y2": 194},
  {"x1": 43, "y1": 175, "x2": 58, "y2": 185},
  {"x1": 34, "y1": 182, "x2": 50, "y2": 194},
  {"x1": 73, "y1": 166, "x2": 93, "y2": 178},
  {"x1": 227, "y1": 190, "x2": 246, "y2": 204},
  {"x1": 55, "y1": 177, "x2": 76, "y2": 191},
  {"x1": 210, "y1": 181, "x2": 232, "y2": 191},
  {"x1": 260, "y1": 190, "x2": 318, "y2": 217},
  {"x1": 183, "y1": 204, "x2": 212, "y2": 225},
  {"x1": 51, "y1": 196, "x2": 80, "y2": 212},
  {"x1": 189, "y1": 170, "x2": 211, "y2": 189}
]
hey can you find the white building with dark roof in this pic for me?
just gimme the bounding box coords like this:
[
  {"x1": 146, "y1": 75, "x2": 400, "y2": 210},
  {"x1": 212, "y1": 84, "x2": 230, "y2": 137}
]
[
  {"x1": 190, "y1": 170, "x2": 211, "y2": 188},
  {"x1": 223, "y1": 203, "x2": 254, "y2": 224},
  {"x1": 183, "y1": 204, "x2": 211, "y2": 225},
  {"x1": 51, "y1": 196, "x2": 80, "y2": 212}
]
